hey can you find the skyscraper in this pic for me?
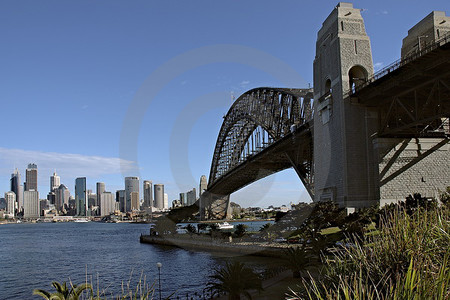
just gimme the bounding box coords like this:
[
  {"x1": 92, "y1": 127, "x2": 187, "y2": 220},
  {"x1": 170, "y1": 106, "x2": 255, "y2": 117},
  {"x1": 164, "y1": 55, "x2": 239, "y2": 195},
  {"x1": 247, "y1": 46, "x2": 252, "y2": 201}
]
[
  {"x1": 25, "y1": 163, "x2": 38, "y2": 191},
  {"x1": 23, "y1": 190, "x2": 39, "y2": 218},
  {"x1": 100, "y1": 192, "x2": 115, "y2": 216},
  {"x1": 131, "y1": 191, "x2": 140, "y2": 211},
  {"x1": 96, "y1": 182, "x2": 105, "y2": 207},
  {"x1": 75, "y1": 177, "x2": 87, "y2": 216},
  {"x1": 5, "y1": 191, "x2": 16, "y2": 216},
  {"x1": 50, "y1": 171, "x2": 60, "y2": 192},
  {"x1": 143, "y1": 180, "x2": 153, "y2": 208},
  {"x1": 154, "y1": 184, "x2": 164, "y2": 209},
  {"x1": 10, "y1": 168, "x2": 23, "y2": 211},
  {"x1": 116, "y1": 190, "x2": 125, "y2": 212},
  {"x1": 55, "y1": 184, "x2": 70, "y2": 213},
  {"x1": 199, "y1": 175, "x2": 207, "y2": 197},
  {"x1": 186, "y1": 188, "x2": 197, "y2": 206},
  {"x1": 163, "y1": 193, "x2": 168, "y2": 209},
  {"x1": 125, "y1": 177, "x2": 139, "y2": 212}
]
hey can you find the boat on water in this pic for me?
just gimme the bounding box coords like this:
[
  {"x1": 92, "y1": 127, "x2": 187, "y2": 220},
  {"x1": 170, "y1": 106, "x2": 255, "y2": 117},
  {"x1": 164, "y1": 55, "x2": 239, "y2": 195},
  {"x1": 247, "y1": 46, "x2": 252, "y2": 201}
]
[
  {"x1": 74, "y1": 218, "x2": 89, "y2": 223},
  {"x1": 217, "y1": 222, "x2": 234, "y2": 230}
]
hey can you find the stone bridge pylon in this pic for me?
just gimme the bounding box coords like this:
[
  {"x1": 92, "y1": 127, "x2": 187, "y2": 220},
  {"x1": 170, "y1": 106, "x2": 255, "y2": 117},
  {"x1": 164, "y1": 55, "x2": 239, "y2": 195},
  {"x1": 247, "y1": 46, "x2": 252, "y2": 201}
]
[{"x1": 200, "y1": 2, "x2": 450, "y2": 219}]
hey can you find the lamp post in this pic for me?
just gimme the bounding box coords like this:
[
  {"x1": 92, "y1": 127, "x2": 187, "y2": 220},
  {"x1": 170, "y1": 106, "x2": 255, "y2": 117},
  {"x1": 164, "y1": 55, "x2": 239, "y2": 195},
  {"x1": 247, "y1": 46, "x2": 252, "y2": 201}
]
[{"x1": 156, "y1": 262, "x2": 162, "y2": 300}]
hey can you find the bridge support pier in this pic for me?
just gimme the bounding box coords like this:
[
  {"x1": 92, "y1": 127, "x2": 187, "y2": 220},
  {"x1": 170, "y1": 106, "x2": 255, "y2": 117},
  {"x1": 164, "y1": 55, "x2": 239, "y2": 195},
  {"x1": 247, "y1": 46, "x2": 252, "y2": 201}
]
[{"x1": 199, "y1": 191, "x2": 230, "y2": 220}]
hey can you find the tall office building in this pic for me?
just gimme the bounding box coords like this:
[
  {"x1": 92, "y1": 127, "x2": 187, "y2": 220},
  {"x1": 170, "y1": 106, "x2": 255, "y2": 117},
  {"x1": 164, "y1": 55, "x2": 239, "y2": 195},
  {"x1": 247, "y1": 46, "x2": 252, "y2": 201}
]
[
  {"x1": 179, "y1": 192, "x2": 186, "y2": 206},
  {"x1": 116, "y1": 190, "x2": 125, "y2": 212},
  {"x1": 25, "y1": 163, "x2": 38, "y2": 191},
  {"x1": 55, "y1": 184, "x2": 70, "y2": 212},
  {"x1": 23, "y1": 190, "x2": 39, "y2": 218},
  {"x1": 143, "y1": 180, "x2": 153, "y2": 208},
  {"x1": 75, "y1": 177, "x2": 87, "y2": 216},
  {"x1": 131, "y1": 191, "x2": 140, "y2": 211},
  {"x1": 100, "y1": 192, "x2": 115, "y2": 216},
  {"x1": 96, "y1": 182, "x2": 105, "y2": 207},
  {"x1": 50, "y1": 171, "x2": 60, "y2": 192},
  {"x1": 125, "y1": 177, "x2": 139, "y2": 212},
  {"x1": 154, "y1": 184, "x2": 164, "y2": 209},
  {"x1": 199, "y1": 175, "x2": 207, "y2": 197},
  {"x1": 10, "y1": 168, "x2": 23, "y2": 210},
  {"x1": 186, "y1": 188, "x2": 197, "y2": 206},
  {"x1": 163, "y1": 193, "x2": 168, "y2": 209},
  {"x1": 5, "y1": 191, "x2": 16, "y2": 216}
]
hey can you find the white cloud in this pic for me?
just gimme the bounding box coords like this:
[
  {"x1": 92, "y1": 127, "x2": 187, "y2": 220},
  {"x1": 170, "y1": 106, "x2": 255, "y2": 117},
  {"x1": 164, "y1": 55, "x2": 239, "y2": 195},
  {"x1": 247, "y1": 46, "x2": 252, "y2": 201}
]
[
  {"x1": 374, "y1": 62, "x2": 384, "y2": 71},
  {"x1": 0, "y1": 147, "x2": 137, "y2": 182},
  {"x1": 240, "y1": 80, "x2": 250, "y2": 87}
]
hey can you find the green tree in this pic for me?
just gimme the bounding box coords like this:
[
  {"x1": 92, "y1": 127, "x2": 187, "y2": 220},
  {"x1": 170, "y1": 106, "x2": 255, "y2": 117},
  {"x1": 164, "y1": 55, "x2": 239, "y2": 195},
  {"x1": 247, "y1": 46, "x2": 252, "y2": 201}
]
[
  {"x1": 283, "y1": 244, "x2": 315, "y2": 278},
  {"x1": 185, "y1": 223, "x2": 196, "y2": 234},
  {"x1": 207, "y1": 261, "x2": 263, "y2": 300},
  {"x1": 33, "y1": 281, "x2": 92, "y2": 300},
  {"x1": 234, "y1": 224, "x2": 246, "y2": 238}
]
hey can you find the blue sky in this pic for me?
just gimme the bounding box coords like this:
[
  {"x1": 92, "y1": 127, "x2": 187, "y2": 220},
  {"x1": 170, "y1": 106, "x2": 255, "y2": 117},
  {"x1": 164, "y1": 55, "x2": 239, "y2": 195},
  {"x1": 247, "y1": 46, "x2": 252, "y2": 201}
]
[{"x1": 0, "y1": 0, "x2": 448, "y2": 208}]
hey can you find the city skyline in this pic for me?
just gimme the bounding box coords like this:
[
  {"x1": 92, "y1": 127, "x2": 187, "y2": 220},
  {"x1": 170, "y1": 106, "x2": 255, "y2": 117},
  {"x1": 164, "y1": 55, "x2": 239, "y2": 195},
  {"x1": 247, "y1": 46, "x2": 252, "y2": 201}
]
[{"x1": 0, "y1": 0, "x2": 449, "y2": 208}]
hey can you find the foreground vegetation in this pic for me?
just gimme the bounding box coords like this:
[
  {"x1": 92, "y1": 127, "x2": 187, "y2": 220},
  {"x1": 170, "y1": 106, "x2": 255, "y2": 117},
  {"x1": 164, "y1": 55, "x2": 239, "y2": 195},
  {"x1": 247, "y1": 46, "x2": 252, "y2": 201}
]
[{"x1": 288, "y1": 197, "x2": 449, "y2": 299}]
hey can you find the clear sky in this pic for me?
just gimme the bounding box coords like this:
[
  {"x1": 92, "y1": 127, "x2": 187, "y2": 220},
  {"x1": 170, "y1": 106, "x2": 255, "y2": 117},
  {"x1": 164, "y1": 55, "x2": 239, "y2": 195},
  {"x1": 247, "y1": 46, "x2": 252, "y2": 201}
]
[{"x1": 0, "y1": 0, "x2": 448, "y2": 208}]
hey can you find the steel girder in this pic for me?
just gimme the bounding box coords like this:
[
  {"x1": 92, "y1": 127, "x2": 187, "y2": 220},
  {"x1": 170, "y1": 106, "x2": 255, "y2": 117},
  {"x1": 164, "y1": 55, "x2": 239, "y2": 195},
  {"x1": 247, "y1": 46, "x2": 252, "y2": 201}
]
[{"x1": 208, "y1": 87, "x2": 313, "y2": 191}]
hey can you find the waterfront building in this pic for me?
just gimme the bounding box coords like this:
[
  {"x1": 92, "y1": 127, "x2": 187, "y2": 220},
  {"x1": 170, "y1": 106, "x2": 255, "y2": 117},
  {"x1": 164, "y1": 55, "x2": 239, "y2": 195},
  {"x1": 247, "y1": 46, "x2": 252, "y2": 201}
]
[
  {"x1": 186, "y1": 188, "x2": 197, "y2": 206},
  {"x1": 75, "y1": 177, "x2": 87, "y2": 216},
  {"x1": 25, "y1": 163, "x2": 38, "y2": 191},
  {"x1": 116, "y1": 190, "x2": 125, "y2": 212},
  {"x1": 50, "y1": 171, "x2": 60, "y2": 192},
  {"x1": 10, "y1": 168, "x2": 23, "y2": 211},
  {"x1": 163, "y1": 193, "x2": 168, "y2": 209},
  {"x1": 100, "y1": 192, "x2": 115, "y2": 216},
  {"x1": 199, "y1": 175, "x2": 207, "y2": 196},
  {"x1": 125, "y1": 177, "x2": 139, "y2": 212},
  {"x1": 55, "y1": 184, "x2": 70, "y2": 212},
  {"x1": 96, "y1": 182, "x2": 105, "y2": 207},
  {"x1": 131, "y1": 191, "x2": 140, "y2": 211},
  {"x1": 23, "y1": 190, "x2": 39, "y2": 218},
  {"x1": 5, "y1": 191, "x2": 16, "y2": 217},
  {"x1": 40, "y1": 199, "x2": 49, "y2": 215},
  {"x1": 143, "y1": 180, "x2": 153, "y2": 208},
  {"x1": 154, "y1": 184, "x2": 164, "y2": 209}
]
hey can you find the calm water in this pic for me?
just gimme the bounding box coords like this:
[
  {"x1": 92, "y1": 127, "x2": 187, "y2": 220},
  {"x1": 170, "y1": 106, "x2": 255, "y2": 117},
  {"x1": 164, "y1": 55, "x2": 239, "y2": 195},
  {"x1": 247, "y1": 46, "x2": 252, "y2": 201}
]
[{"x1": 0, "y1": 221, "x2": 277, "y2": 300}]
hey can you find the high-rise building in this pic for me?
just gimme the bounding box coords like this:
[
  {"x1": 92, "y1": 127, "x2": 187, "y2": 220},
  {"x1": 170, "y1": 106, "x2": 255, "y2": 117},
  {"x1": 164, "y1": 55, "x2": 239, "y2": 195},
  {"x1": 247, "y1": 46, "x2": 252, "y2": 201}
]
[
  {"x1": 75, "y1": 177, "x2": 87, "y2": 216},
  {"x1": 186, "y1": 188, "x2": 197, "y2": 206},
  {"x1": 100, "y1": 192, "x2": 115, "y2": 216},
  {"x1": 143, "y1": 180, "x2": 153, "y2": 208},
  {"x1": 163, "y1": 193, "x2": 168, "y2": 209},
  {"x1": 10, "y1": 168, "x2": 23, "y2": 211},
  {"x1": 199, "y1": 175, "x2": 207, "y2": 197},
  {"x1": 88, "y1": 191, "x2": 96, "y2": 209},
  {"x1": 154, "y1": 184, "x2": 164, "y2": 209},
  {"x1": 125, "y1": 177, "x2": 139, "y2": 212},
  {"x1": 23, "y1": 190, "x2": 39, "y2": 218},
  {"x1": 25, "y1": 163, "x2": 38, "y2": 191},
  {"x1": 179, "y1": 192, "x2": 186, "y2": 206},
  {"x1": 96, "y1": 182, "x2": 105, "y2": 207},
  {"x1": 50, "y1": 171, "x2": 60, "y2": 192},
  {"x1": 55, "y1": 184, "x2": 70, "y2": 212},
  {"x1": 116, "y1": 190, "x2": 125, "y2": 212},
  {"x1": 5, "y1": 191, "x2": 16, "y2": 216},
  {"x1": 131, "y1": 191, "x2": 140, "y2": 211}
]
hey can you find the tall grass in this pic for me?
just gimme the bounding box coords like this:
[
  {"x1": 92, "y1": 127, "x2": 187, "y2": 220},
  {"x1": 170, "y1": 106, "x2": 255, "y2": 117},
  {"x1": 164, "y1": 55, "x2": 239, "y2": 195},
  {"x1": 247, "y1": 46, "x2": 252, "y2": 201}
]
[{"x1": 288, "y1": 205, "x2": 450, "y2": 299}]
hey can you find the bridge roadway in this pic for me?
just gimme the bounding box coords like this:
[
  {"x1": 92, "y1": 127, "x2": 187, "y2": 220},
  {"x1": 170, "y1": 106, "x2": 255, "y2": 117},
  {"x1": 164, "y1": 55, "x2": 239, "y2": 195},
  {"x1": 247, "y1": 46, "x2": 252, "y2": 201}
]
[{"x1": 351, "y1": 34, "x2": 450, "y2": 138}]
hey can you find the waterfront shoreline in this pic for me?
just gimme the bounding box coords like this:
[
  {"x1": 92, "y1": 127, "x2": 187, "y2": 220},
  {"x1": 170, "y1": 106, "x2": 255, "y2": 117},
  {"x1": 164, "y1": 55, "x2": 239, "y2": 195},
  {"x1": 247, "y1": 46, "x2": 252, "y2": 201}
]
[{"x1": 140, "y1": 234, "x2": 289, "y2": 258}]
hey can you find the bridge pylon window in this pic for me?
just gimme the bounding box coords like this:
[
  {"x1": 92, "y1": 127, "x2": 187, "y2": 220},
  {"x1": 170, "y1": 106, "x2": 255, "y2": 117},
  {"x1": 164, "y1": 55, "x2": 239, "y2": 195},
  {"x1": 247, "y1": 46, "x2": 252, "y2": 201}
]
[{"x1": 348, "y1": 65, "x2": 368, "y2": 93}]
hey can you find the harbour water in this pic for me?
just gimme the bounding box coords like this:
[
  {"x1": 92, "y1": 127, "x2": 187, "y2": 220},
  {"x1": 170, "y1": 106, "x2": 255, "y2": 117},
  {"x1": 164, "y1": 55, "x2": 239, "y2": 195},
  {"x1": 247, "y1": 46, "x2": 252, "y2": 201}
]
[{"x1": 0, "y1": 221, "x2": 278, "y2": 300}]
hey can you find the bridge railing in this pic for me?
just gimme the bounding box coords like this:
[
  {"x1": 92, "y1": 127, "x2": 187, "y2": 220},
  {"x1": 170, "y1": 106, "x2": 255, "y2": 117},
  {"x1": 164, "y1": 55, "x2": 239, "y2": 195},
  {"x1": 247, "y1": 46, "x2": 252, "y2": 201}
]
[{"x1": 347, "y1": 31, "x2": 450, "y2": 96}]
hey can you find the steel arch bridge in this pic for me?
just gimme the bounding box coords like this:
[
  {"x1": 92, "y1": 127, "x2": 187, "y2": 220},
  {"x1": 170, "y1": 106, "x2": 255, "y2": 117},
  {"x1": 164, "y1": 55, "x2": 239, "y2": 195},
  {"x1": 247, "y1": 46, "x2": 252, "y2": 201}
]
[{"x1": 201, "y1": 87, "x2": 314, "y2": 219}]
